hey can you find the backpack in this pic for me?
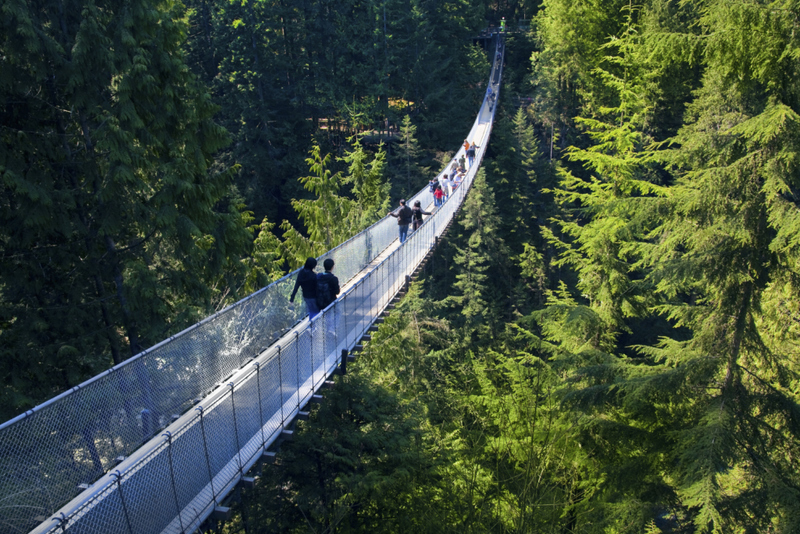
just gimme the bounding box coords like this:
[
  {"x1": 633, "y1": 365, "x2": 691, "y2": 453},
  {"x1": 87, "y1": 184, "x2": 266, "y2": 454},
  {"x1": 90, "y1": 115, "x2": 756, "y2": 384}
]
[{"x1": 315, "y1": 274, "x2": 334, "y2": 310}]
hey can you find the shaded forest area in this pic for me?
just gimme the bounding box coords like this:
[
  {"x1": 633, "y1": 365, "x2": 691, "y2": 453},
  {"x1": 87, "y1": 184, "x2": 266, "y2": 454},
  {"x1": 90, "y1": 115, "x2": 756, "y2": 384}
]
[
  {"x1": 3, "y1": 0, "x2": 800, "y2": 532},
  {"x1": 0, "y1": 0, "x2": 499, "y2": 418}
]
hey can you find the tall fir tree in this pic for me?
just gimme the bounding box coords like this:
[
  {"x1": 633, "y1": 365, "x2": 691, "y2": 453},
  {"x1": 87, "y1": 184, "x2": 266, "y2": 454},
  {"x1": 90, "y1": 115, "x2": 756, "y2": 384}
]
[
  {"x1": 280, "y1": 139, "x2": 389, "y2": 268},
  {"x1": 633, "y1": 1, "x2": 800, "y2": 529},
  {"x1": 0, "y1": 0, "x2": 250, "y2": 418}
]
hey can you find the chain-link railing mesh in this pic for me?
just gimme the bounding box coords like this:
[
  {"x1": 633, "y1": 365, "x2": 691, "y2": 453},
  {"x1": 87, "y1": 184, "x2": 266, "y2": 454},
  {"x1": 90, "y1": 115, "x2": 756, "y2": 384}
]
[{"x1": 12, "y1": 36, "x2": 504, "y2": 534}]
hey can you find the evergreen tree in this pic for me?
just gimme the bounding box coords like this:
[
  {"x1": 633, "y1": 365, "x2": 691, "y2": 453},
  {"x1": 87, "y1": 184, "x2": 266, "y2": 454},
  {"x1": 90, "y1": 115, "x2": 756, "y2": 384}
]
[
  {"x1": 394, "y1": 114, "x2": 430, "y2": 198},
  {"x1": 531, "y1": 1, "x2": 800, "y2": 531},
  {"x1": 280, "y1": 143, "x2": 353, "y2": 265},
  {"x1": 0, "y1": 0, "x2": 250, "y2": 418},
  {"x1": 632, "y1": 1, "x2": 800, "y2": 527},
  {"x1": 445, "y1": 169, "x2": 511, "y2": 331},
  {"x1": 239, "y1": 216, "x2": 285, "y2": 296},
  {"x1": 531, "y1": 0, "x2": 632, "y2": 151},
  {"x1": 341, "y1": 136, "x2": 391, "y2": 229},
  {"x1": 281, "y1": 139, "x2": 389, "y2": 267},
  {"x1": 540, "y1": 4, "x2": 662, "y2": 347}
]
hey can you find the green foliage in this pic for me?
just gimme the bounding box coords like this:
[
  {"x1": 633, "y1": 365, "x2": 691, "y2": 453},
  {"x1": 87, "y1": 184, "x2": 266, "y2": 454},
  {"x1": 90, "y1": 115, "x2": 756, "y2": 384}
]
[
  {"x1": 341, "y1": 137, "x2": 391, "y2": 229},
  {"x1": 528, "y1": 1, "x2": 800, "y2": 532},
  {"x1": 541, "y1": 6, "x2": 663, "y2": 348},
  {"x1": 280, "y1": 138, "x2": 390, "y2": 268},
  {"x1": 0, "y1": 0, "x2": 250, "y2": 418},
  {"x1": 227, "y1": 373, "x2": 440, "y2": 533},
  {"x1": 281, "y1": 143, "x2": 354, "y2": 264},
  {"x1": 239, "y1": 217, "x2": 285, "y2": 296},
  {"x1": 443, "y1": 169, "x2": 512, "y2": 331},
  {"x1": 394, "y1": 114, "x2": 431, "y2": 199},
  {"x1": 531, "y1": 0, "x2": 632, "y2": 149}
]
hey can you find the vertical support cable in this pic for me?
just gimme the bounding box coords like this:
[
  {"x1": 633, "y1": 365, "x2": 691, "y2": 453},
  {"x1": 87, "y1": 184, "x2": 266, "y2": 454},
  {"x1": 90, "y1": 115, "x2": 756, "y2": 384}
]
[
  {"x1": 195, "y1": 406, "x2": 218, "y2": 505},
  {"x1": 110, "y1": 470, "x2": 133, "y2": 534},
  {"x1": 344, "y1": 290, "x2": 351, "y2": 350},
  {"x1": 309, "y1": 319, "x2": 315, "y2": 390},
  {"x1": 276, "y1": 345, "x2": 284, "y2": 427},
  {"x1": 372, "y1": 263, "x2": 377, "y2": 327},
  {"x1": 163, "y1": 431, "x2": 185, "y2": 533},
  {"x1": 360, "y1": 274, "x2": 366, "y2": 338},
  {"x1": 295, "y1": 332, "x2": 301, "y2": 412}
]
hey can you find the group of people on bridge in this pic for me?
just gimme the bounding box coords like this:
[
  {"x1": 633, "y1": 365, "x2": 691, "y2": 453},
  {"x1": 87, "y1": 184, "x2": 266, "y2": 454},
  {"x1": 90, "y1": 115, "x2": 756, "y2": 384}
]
[
  {"x1": 290, "y1": 136, "x2": 480, "y2": 318},
  {"x1": 390, "y1": 138, "x2": 480, "y2": 244},
  {"x1": 289, "y1": 257, "x2": 341, "y2": 319}
]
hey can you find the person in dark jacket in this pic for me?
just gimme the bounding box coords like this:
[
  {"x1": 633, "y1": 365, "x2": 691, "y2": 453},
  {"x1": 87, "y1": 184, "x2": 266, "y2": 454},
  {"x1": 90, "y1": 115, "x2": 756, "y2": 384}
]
[
  {"x1": 317, "y1": 258, "x2": 341, "y2": 342},
  {"x1": 316, "y1": 258, "x2": 340, "y2": 310},
  {"x1": 467, "y1": 141, "x2": 478, "y2": 168},
  {"x1": 389, "y1": 199, "x2": 413, "y2": 244},
  {"x1": 289, "y1": 257, "x2": 320, "y2": 318},
  {"x1": 411, "y1": 200, "x2": 431, "y2": 232}
]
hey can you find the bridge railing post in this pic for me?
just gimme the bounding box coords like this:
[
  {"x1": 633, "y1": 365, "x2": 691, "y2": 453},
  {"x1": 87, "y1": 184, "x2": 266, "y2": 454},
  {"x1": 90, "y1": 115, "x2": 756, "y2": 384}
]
[
  {"x1": 275, "y1": 345, "x2": 284, "y2": 427},
  {"x1": 254, "y1": 362, "x2": 265, "y2": 448}
]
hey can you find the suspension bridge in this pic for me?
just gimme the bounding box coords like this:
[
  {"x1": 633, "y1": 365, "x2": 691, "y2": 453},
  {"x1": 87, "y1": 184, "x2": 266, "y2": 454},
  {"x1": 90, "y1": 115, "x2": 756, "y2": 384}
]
[{"x1": 1, "y1": 35, "x2": 505, "y2": 534}]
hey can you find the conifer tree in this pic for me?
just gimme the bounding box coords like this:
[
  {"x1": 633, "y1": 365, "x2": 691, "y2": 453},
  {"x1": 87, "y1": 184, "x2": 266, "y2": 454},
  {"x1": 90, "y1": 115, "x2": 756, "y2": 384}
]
[
  {"x1": 445, "y1": 169, "x2": 511, "y2": 331},
  {"x1": 532, "y1": 1, "x2": 800, "y2": 530},
  {"x1": 395, "y1": 114, "x2": 429, "y2": 197},
  {"x1": 630, "y1": 1, "x2": 800, "y2": 528},
  {"x1": 341, "y1": 136, "x2": 391, "y2": 228},
  {"x1": 532, "y1": 0, "x2": 632, "y2": 149},
  {"x1": 0, "y1": 0, "x2": 250, "y2": 417},
  {"x1": 280, "y1": 144, "x2": 353, "y2": 265},
  {"x1": 240, "y1": 217, "x2": 285, "y2": 296},
  {"x1": 280, "y1": 140, "x2": 389, "y2": 267},
  {"x1": 541, "y1": 4, "x2": 662, "y2": 347}
]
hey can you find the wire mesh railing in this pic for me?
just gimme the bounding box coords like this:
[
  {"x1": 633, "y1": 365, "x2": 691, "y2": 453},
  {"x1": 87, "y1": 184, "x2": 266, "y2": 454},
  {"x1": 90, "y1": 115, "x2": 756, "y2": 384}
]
[{"x1": 6, "y1": 35, "x2": 504, "y2": 534}]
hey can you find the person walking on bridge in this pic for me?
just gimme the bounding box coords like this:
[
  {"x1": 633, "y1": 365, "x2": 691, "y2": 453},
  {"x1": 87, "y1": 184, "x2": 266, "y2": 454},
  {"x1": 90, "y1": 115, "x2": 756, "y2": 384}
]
[
  {"x1": 316, "y1": 258, "x2": 341, "y2": 345},
  {"x1": 316, "y1": 258, "x2": 340, "y2": 311},
  {"x1": 290, "y1": 257, "x2": 320, "y2": 318},
  {"x1": 467, "y1": 141, "x2": 478, "y2": 168},
  {"x1": 389, "y1": 199, "x2": 413, "y2": 244},
  {"x1": 434, "y1": 184, "x2": 444, "y2": 207},
  {"x1": 411, "y1": 200, "x2": 431, "y2": 232}
]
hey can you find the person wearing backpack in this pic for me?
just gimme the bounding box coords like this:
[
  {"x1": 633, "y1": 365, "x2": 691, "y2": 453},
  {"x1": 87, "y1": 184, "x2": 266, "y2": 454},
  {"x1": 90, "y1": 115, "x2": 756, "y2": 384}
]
[
  {"x1": 467, "y1": 142, "x2": 478, "y2": 168},
  {"x1": 389, "y1": 199, "x2": 413, "y2": 244},
  {"x1": 315, "y1": 258, "x2": 340, "y2": 312},
  {"x1": 290, "y1": 257, "x2": 320, "y2": 318}
]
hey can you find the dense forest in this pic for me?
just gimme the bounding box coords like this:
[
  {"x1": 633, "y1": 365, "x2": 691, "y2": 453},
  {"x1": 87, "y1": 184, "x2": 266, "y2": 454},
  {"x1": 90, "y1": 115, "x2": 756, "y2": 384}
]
[{"x1": 2, "y1": 0, "x2": 800, "y2": 531}]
